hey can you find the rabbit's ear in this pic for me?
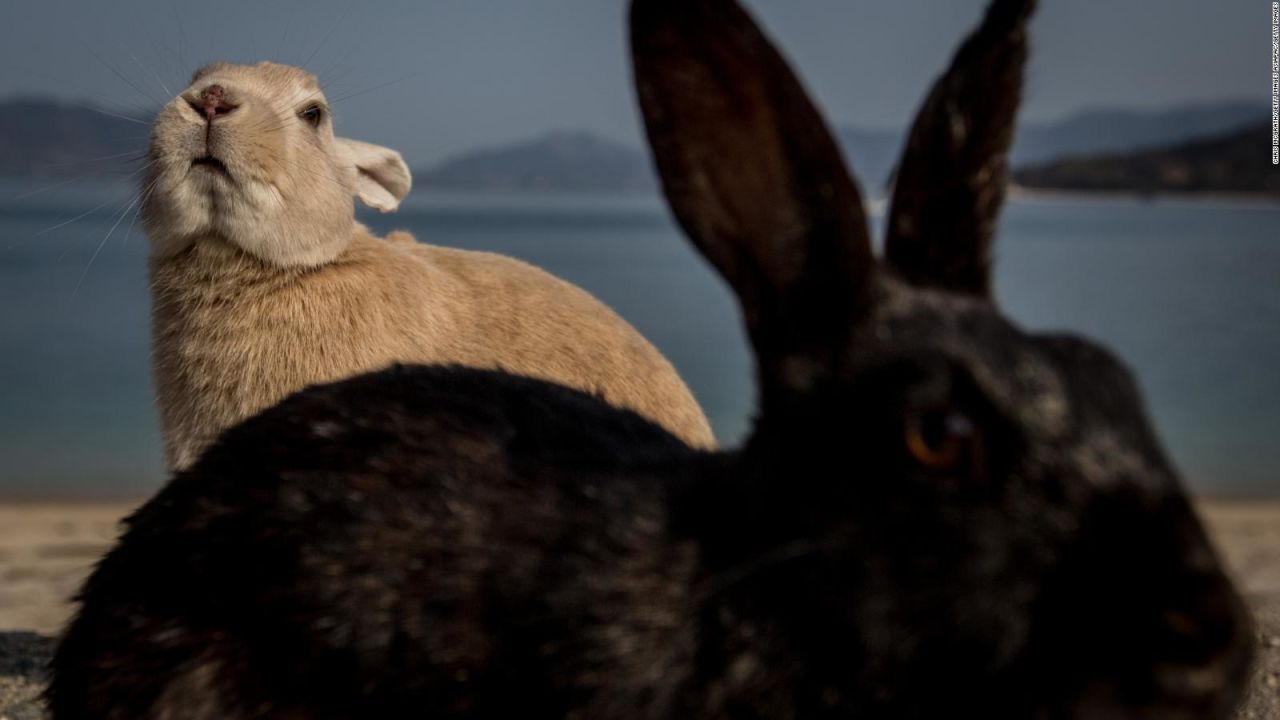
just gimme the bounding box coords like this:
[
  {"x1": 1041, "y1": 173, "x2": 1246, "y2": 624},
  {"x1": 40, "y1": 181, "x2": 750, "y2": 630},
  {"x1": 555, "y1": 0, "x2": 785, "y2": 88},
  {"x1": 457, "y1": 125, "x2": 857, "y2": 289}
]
[
  {"x1": 335, "y1": 138, "x2": 412, "y2": 212},
  {"x1": 884, "y1": 0, "x2": 1035, "y2": 298},
  {"x1": 631, "y1": 0, "x2": 874, "y2": 397}
]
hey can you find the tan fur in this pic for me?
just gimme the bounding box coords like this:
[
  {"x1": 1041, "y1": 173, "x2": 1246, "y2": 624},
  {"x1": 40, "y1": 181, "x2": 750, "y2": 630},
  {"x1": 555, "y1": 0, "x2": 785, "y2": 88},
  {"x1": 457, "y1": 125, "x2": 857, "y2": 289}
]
[{"x1": 144, "y1": 62, "x2": 713, "y2": 469}]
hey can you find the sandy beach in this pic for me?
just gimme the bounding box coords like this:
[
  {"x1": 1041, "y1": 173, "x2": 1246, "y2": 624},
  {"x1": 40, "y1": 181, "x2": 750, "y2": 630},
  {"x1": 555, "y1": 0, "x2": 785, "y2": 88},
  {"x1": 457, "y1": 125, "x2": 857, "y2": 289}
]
[{"x1": 1, "y1": 499, "x2": 1277, "y2": 718}]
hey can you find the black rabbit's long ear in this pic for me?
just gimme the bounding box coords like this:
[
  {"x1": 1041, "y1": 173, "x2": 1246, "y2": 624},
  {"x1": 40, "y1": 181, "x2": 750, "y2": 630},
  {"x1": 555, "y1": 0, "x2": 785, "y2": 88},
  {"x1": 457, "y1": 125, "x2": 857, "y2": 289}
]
[
  {"x1": 884, "y1": 0, "x2": 1036, "y2": 298},
  {"x1": 631, "y1": 0, "x2": 874, "y2": 398}
]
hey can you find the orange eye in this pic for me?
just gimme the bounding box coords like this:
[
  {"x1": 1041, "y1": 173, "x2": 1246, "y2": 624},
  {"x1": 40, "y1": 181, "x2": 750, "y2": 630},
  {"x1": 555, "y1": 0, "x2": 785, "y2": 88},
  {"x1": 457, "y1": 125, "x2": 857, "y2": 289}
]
[{"x1": 904, "y1": 407, "x2": 977, "y2": 471}]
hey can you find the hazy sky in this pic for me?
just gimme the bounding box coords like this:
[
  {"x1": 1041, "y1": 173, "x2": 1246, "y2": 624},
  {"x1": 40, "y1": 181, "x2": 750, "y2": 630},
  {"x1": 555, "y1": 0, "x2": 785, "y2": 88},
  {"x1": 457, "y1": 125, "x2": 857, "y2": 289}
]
[{"x1": 0, "y1": 0, "x2": 1267, "y2": 165}]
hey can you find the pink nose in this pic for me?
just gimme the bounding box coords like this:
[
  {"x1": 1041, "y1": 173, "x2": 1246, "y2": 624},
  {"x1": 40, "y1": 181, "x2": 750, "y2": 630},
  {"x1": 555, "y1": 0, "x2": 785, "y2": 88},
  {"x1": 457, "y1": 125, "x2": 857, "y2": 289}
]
[{"x1": 198, "y1": 84, "x2": 237, "y2": 121}]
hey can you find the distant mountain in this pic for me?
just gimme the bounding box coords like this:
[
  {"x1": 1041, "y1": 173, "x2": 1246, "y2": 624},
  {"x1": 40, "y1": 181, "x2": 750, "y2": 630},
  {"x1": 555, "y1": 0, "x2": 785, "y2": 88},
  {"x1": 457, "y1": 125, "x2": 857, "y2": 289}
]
[
  {"x1": 842, "y1": 99, "x2": 1267, "y2": 194},
  {"x1": 413, "y1": 127, "x2": 908, "y2": 196},
  {"x1": 416, "y1": 131, "x2": 656, "y2": 193},
  {"x1": 410, "y1": 100, "x2": 1264, "y2": 196},
  {"x1": 1013, "y1": 122, "x2": 1280, "y2": 196},
  {"x1": 0, "y1": 98, "x2": 147, "y2": 177},
  {"x1": 1009, "y1": 99, "x2": 1267, "y2": 166}
]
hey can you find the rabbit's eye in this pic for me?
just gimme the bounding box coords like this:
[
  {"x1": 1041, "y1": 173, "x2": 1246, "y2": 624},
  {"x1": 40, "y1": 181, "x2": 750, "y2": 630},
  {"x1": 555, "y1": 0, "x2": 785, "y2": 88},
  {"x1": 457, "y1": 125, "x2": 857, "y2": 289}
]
[
  {"x1": 904, "y1": 406, "x2": 978, "y2": 472},
  {"x1": 299, "y1": 105, "x2": 325, "y2": 128}
]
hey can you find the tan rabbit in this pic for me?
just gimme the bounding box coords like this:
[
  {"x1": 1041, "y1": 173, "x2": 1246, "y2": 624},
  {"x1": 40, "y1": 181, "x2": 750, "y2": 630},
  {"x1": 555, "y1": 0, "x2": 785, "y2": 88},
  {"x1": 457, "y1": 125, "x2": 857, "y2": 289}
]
[{"x1": 143, "y1": 61, "x2": 713, "y2": 470}]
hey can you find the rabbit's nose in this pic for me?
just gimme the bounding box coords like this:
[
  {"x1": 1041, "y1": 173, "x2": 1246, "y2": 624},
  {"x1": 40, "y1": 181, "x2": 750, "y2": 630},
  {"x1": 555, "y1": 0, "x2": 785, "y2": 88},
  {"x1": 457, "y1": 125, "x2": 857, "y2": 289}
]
[
  {"x1": 1148, "y1": 574, "x2": 1254, "y2": 695},
  {"x1": 193, "y1": 84, "x2": 238, "y2": 122}
]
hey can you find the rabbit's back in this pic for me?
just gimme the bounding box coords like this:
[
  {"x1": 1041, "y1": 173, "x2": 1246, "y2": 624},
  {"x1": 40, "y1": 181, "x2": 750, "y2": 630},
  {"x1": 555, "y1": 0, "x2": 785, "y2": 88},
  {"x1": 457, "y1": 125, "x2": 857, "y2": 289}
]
[
  {"x1": 153, "y1": 228, "x2": 715, "y2": 470},
  {"x1": 51, "y1": 365, "x2": 704, "y2": 719}
]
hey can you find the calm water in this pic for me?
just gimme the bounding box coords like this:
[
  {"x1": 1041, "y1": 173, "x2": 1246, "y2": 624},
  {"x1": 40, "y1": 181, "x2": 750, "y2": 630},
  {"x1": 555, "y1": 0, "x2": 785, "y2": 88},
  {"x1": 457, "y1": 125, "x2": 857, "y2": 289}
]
[{"x1": 0, "y1": 180, "x2": 1277, "y2": 498}]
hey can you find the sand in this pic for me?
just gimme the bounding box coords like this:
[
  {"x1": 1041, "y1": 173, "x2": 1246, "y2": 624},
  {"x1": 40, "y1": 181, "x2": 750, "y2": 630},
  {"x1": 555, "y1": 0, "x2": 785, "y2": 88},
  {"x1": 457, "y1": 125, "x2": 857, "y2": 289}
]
[{"x1": 1, "y1": 500, "x2": 1277, "y2": 718}]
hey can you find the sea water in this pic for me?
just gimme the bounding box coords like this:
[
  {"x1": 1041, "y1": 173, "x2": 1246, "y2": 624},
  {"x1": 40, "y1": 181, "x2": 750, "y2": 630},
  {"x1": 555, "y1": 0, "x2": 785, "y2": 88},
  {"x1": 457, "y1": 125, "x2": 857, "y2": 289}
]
[{"x1": 0, "y1": 180, "x2": 1277, "y2": 497}]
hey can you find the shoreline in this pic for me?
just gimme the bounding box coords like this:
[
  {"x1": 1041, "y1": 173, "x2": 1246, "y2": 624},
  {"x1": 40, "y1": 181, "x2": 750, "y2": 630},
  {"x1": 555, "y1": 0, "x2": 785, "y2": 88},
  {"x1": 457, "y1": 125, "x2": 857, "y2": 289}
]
[{"x1": 1007, "y1": 184, "x2": 1280, "y2": 209}]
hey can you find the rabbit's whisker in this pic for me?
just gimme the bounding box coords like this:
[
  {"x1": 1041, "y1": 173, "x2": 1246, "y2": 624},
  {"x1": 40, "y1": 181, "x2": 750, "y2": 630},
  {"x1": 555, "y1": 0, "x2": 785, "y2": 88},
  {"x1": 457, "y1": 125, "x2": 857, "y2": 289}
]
[
  {"x1": 301, "y1": 4, "x2": 356, "y2": 71},
  {"x1": 73, "y1": 102, "x2": 152, "y2": 127},
  {"x1": 167, "y1": 0, "x2": 187, "y2": 78},
  {"x1": 129, "y1": 50, "x2": 173, "y2": 100},
  {"x1": 14, "y1": 174, "x2": 101, "y2": 201},
  {"x1": 691, "y1": 535, "x2": 841, "y2": 606},
  {"x1": 91, "y1": 51, "x2": 165, "y2": 109},
  {"x1": 123, "y1": 177, "x2": 162, "y2": 248},
  {"x1": 68, "y1": 191, "x2": 145, "y2": 303},
  {"x1": 42, "y1": 151, "x2": 151, "y2": 170},
  {"x1": 41, "y1": 188, "x2": 134, "y2": 242},
  {"x1": 328, "y1": 74, "x2": 419, "y2": 106}
]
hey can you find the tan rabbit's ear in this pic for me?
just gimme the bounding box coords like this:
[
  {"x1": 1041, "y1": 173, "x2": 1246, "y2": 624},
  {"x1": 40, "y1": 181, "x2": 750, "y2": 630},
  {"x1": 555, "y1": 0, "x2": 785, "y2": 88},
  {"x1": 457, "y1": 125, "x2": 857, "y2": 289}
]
[
  {"x1": 631, "y1": 0, "x2": 874, "y2": 400},
  {"x1": 884, "y1": 0, "x2": 1036, "y2": 298},
  {"x1": 335, "y1": 138, "x2": 412, "y2": 212}
]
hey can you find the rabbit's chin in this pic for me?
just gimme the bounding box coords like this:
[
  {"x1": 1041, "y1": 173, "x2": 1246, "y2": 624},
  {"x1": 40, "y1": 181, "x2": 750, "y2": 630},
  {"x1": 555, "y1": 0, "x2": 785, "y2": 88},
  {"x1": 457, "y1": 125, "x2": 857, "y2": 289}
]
[{"x1": 142, "y1": 170, "x2": 354, "y2": 268}]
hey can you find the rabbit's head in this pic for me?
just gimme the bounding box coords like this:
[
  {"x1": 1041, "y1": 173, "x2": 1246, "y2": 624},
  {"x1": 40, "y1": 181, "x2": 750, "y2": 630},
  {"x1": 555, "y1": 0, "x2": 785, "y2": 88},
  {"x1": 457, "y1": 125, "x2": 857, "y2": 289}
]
[
  {"x1": 142, "y1": 62, "x2": 411, "y2": 267},
  {"x1": 634, "y1": 0, "x2": 1252, "y2": 716}
]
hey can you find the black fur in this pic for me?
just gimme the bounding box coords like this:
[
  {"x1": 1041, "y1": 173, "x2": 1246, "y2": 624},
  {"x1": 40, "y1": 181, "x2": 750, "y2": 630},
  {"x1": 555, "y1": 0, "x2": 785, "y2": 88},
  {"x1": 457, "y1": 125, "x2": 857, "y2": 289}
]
[
  {"x1": 631, "y1": 0, "x2": 874, "y2": 399},
  {"x1": 49, "y1": 0, "x2": 1253, "y2": 718},
  {"x1": 885, "y1": 0, "x2": 1033, "y2": 297}
]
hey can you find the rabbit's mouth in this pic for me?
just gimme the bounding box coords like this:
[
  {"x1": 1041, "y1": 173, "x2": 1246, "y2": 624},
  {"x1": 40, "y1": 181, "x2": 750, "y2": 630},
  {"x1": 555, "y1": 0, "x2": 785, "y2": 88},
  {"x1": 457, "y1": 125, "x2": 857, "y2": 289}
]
[{"x1": 191, "y1": 155, "x2": 231, "y2": 178}]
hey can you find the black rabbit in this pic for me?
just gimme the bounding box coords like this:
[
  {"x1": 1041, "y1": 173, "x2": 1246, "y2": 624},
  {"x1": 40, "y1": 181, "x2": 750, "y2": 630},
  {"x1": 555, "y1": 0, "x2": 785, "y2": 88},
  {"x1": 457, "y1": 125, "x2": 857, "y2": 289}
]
[{"x1": 49, "y1": 0, "x2": 1253, "y2": 718}]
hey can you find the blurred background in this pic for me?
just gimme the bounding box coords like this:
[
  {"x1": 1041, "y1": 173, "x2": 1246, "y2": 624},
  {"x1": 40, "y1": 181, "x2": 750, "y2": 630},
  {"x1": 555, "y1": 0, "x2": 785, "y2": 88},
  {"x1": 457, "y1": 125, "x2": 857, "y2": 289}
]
[{"x1": 0, "y1": 0, "x2": 1276, "y2": 498}]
